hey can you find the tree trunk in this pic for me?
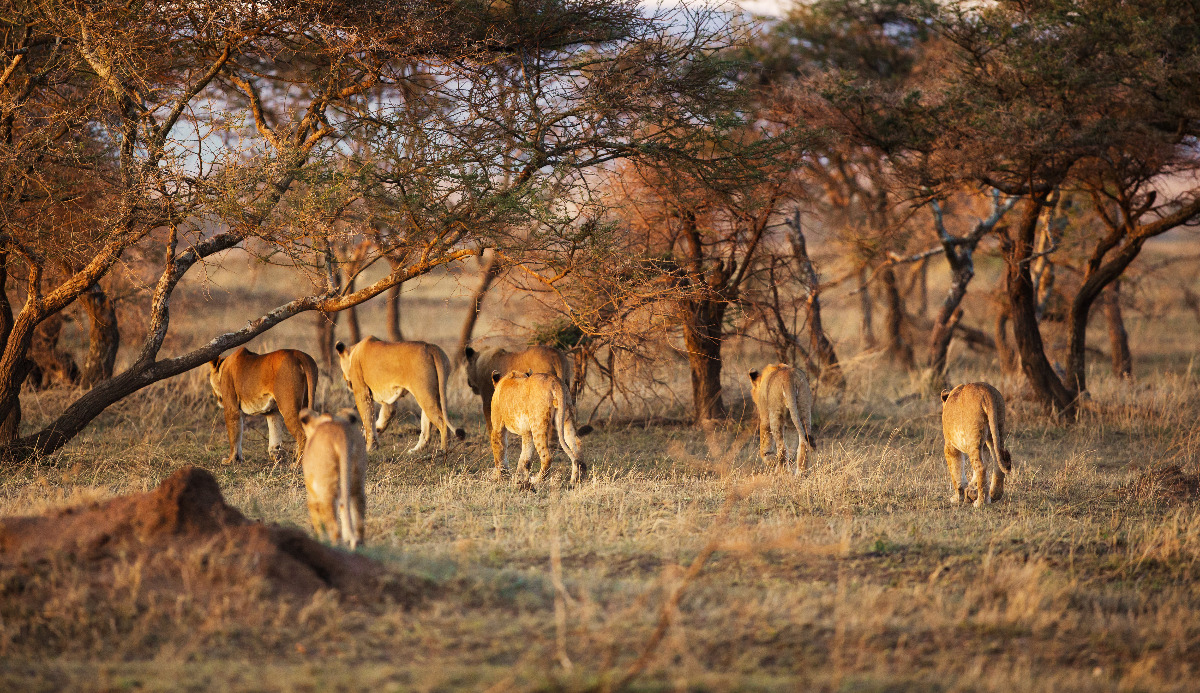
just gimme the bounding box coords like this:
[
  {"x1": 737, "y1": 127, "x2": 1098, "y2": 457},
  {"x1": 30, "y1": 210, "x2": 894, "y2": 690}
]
[
  {"x1": 1104, "y1": 281, "x2": 1132, "y2": 379},
  {"x1": 78, "y1": 283, "x2": 119, "y2": 387},
  {"x1": 315, "y1": 311, "x2": 339, "y2": 371},
  {"x1": 858, "y1": 267, "x2": 876, "y2": 351},
  {"x1": 881, "y1": 265, "x2": 914, "y2": 369},
  {"x1": 1003, "y1": 197, "x2": 1076, "y2": 415},
  {"x1": 345, "y1": 277, "x2": 362, "y2": 345},
  {"x1": 907, "y1": 257, "x2": 929, "y2": 318},
  {"x1": 927, "y1": 260, "x2": 974, "y2": 380},
  {"x1": 1064, "y1": 239, "x2": 1147, "y2": 394},
  {"x1": 682, "y1": 299, "x2": 727, "y2": 422},
  {"x1": 28, "y1": 313, "x2": 79, "y2": 390},
  {"x1": 385, "y1": 282, "x2": 403, "y2": 342},
  {"x1": 993, "y1": 301, "x2": 1018, "y2": 372},
  {"x1": 786, "y1": 218, "x2": 842, "y2": 388},
  {"x1": 0, "y1": 252, "x2": 25, "y2": 442},
  {"x1": 454, "y1": 253, "x2": 501, "y2": 365}
]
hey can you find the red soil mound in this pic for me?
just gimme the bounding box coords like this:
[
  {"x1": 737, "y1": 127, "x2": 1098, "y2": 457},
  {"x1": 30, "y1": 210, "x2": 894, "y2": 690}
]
[{"x1": 0, "y1": 466, "x2": 426, "y2": 605}]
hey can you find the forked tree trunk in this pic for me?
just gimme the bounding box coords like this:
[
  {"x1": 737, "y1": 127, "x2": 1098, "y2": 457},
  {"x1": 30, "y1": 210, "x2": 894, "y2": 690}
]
[
  {"x1": 385, "y1": 282, "x2": 403, "y2": 342},
  {"x1": 1003, "y1": 197, "x2": 1077, "y2": 415},
  {"x1": 454, "y1": 254, "x2": 501, "y2": 365},
  {"x1": 908, "y1": 257, "x2": 929, "y2": 318},
  {"x1": 682, "y1": 299, "x2": 727, "y2": 422},
  {"x1": 880, "y1": 265, "x2": 914, "y2": 369},
  {"x1": 1104, "y1": 281, "x2": 1132, "y2": 379},
  {"x1": 78, "y1": 283, "x2": 119, "y2": 387}
]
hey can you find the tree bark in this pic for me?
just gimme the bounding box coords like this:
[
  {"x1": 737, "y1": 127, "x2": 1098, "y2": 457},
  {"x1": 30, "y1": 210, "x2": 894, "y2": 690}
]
[
  {"x1": 907, "y1": 256, "x2": 929, "y2": 317},
  {"x1": 315, "y1": 311, "x2": 339, "y2": 371},
  {"x1": 682, "y1": 299, "x2": 727, "y2": 422},
  {"x1": 993, "y1": 301, "x2": 1018, "y2": 372},
  {"x1": 1064, "y1": 237, "x2": 1147, "y2": 394},
  {"x1": 0, "y1": 252, "x2": 27, "y2": 442},
  {"x1": 78, "y1": 283, "x2": 119, "y2": 387},
  {"x1": 1104, "y1": 281, "x2": 1132, "y2": 379},
  {"x1": 1003, "y1": 196, "x2": 1077, "y2": 415},
  {"x1": 858, "y1": 267, "x2": 876, "y2": 350},
  {"x1": 454, "y1": 253, "x2": 501, "y2": 365},
  {"x1": 880, "y1": 265, "x2": 914, "y2": 369},
  {"x1": 786, "y1": 217, "x2": 842, "y2": 388},
  {"x1": 345, "y1": 277, "x2": 362, "y2": 345},
  {"x1": 28, "y1": 313, "x2": 79, "y2": 390},
  {"x1": 385, "y1": 282, "x2": 403, "y2": 342}
]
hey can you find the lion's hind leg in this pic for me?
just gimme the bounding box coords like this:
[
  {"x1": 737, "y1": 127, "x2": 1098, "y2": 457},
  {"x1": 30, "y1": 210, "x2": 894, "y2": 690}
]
[
  {"x1": 968, "y1": 445, "x2": 989, "y2": 508},
  {"x1": 530, "y1": 419, "x2": 554, "y2": 486},
  {"x1": 757, "y1": 416, "x2": 773, "y2": 468},
  {"x1": 515, "y1": 433, "x2": 536, "y2": 489},
  {"x1": 771, "y1": 412, "x2": 788, "y2": 471},
  {"x1": 944, "y1": 442, "x2": 966, "y2": 504},
  {"x1": 490, "y1": 426, "x2": 507, "y2": 482},
  {"x1": 307, "y1": 492, "x2": 339, "y2": 545},
  {"x1": 407, "y1": 409, "x2": 433, "y2": 454}
]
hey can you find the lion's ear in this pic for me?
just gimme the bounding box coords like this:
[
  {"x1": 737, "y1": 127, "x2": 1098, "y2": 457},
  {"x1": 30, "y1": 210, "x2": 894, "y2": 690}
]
[
  {"x1": 748, "y1": 369, "x2": 760, "y2": 383},
  {"x1": 464, "y1": 347, "x2": 476, "y2": 360},
  {"x1": 299, "y1": 408, "x2": 318, "y2": 427},
  {"x1": 491, "y1": 370, "x2": 503, "y2": 385},
  {"x1": 940, "y1": 389, "x2": 952, "y2": 403},
  {"x1": 209, "y1": 356, "x2": 224, "y2": 370},
  {"x1": 335, "y1": 341, "x2": 347, "y2": 355}
]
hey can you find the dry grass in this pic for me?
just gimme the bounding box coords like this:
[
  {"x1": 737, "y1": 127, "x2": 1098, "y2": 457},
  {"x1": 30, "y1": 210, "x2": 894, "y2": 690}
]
[{"x1": 3, "y1": 250, "x2": 1200, "y2": 691}]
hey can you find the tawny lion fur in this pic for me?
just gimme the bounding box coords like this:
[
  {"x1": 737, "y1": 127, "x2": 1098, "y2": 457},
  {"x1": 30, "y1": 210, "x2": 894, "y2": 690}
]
[
  {"x1": 298, "y1": 408, "x2": 367, "y2": 549},
  {"x1": 464, "y1": 346, "x2": 572, "y2": 436},
  {"x1": 208, "y1": 347, "x2": 318, "y2": 465},
  {"x1": 335, "y1": 337, "x2": 465, "y2": 453},
  {"x1": 748, "y1": 364, "x2": 816, "y2": 474},
  {"x1": 940, "y1": 382, "x2": 1014, "y2": 507},
  {"x1": 489, "y1": 370, "x2": 586, "y2": 487}
]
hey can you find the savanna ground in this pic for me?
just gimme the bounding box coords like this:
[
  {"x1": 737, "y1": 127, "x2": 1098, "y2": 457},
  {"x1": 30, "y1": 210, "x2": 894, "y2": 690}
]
[{"x1": 1, "y1": 243, "x2": 1200, "y2": 692}]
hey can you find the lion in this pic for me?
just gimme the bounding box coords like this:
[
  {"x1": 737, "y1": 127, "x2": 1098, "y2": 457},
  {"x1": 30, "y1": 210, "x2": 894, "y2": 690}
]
[
  {"x1": 335, "y1": 336, "x2": 465, "y2": 453},
  {"x1": 749, "y1": 364, "x2": 816, "y2": 474},
  {"x1": 489, "y1": 370, "x2": 586, "y2": 487},
  {"x1": 941, "y1": 382, "x2": 1013, "y2": 507},
  {"x1": 298, "y1": 408, "x2": 366, "y2": 549},
  {"x1": 464, "y1": 345, "x2": 572, "y2": 436},
  {"x1": 208, "y1": 347, "x2": 318, "y2": 465}
]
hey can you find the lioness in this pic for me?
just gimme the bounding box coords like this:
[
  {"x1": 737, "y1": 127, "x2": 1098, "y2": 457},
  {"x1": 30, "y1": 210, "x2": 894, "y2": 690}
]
[
  {"x1": 335, "y1": 337, "x2": 465, "y2": 452},
  {"x1": 489, "y1": 370, "x2": 586, "y2": 487},
  {"x1": 749, "y1": 364, "x2": 816, "y2": 474},
  {"x1": 464, "y1": 345, "x2": 572, "y2": 436},
  {"x1": 298, "y1": 408, "x2": 366, "y2": 549},
  {"x1": 208, "y1": 347, "x2": 318, "y2": 465},
  {"x1": 941, "y1": 382, "x2": 1013, "y2": 507}
]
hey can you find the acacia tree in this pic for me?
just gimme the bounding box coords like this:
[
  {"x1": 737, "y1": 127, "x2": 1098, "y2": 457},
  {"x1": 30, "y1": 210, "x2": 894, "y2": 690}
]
[
  {"x1": 0, "y1": 0, "x2": 739, "y2": 460},
  {"x1": 811, "y1": 0, "x2": 1200, "y2": 413}
]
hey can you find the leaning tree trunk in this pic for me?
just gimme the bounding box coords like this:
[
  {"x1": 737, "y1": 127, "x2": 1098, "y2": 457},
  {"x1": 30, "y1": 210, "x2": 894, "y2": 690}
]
[
  {"x1": 454, "y1": 253, "x2": 501, "y2": 365},
  {"x1": 880, "y1": 265, "x2": 914, "y2": 369},
  {"x1": 385, "y1": 282, "x2": 403, "y2": 342},
  {"x1": 1003, "y1": 197, "x2": 1077, "y2": 415},
  {"x1": 1064, "y1": 238, "x2": 1147, "y2": 395},
  {"x1": 682, "y1": 299, "x2": 727, "y2": 423},
  {"x1": 1104, "y1": 281, "x2": 1132, "y2": 379},
  {"x1": 78, "y1": 283, "x2": 119, "y2": 387}
]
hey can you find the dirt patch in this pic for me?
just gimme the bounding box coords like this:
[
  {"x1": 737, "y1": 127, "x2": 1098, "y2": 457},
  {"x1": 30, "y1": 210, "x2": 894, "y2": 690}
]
[
  {"x1": 1127, "y1": 464, "x2": 1200, "y2": 504},
  {"x1": 0, "y1": 466, "x2": 429, "y2": 606}
]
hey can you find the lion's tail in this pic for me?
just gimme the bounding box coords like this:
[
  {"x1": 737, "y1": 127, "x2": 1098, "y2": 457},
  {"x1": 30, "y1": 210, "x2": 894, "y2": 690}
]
[
  {"x1": 302, "y1": 352, "x2": 319, "y2": 411},
  {"x1": 784, "y1": 383, "x2": 815, "y2": 459},
  {"x1": 433, "y1": 347, "x2": 466, "y2": 440},
  {"x1": 553, "y1": 382, "x2": 580, "y2": 461},
  {"x1": 983, "y1": 393, "x2": 1012, "y2": 473}
]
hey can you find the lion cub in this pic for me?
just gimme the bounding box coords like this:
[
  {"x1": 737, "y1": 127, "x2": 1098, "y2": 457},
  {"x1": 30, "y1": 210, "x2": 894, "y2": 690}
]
[
  {"x1": 298, "y1": 408, "x2": 367, "y2": 549},
  {"x1": 941, "y1": 382, "x2": 1013, "y2": 507},
  {"x1": 489, "y1": 370, "x2": 585, "y2": 487},
  {"x1": 749, "y1": 364, "x2": 816, "y2": 474}
]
